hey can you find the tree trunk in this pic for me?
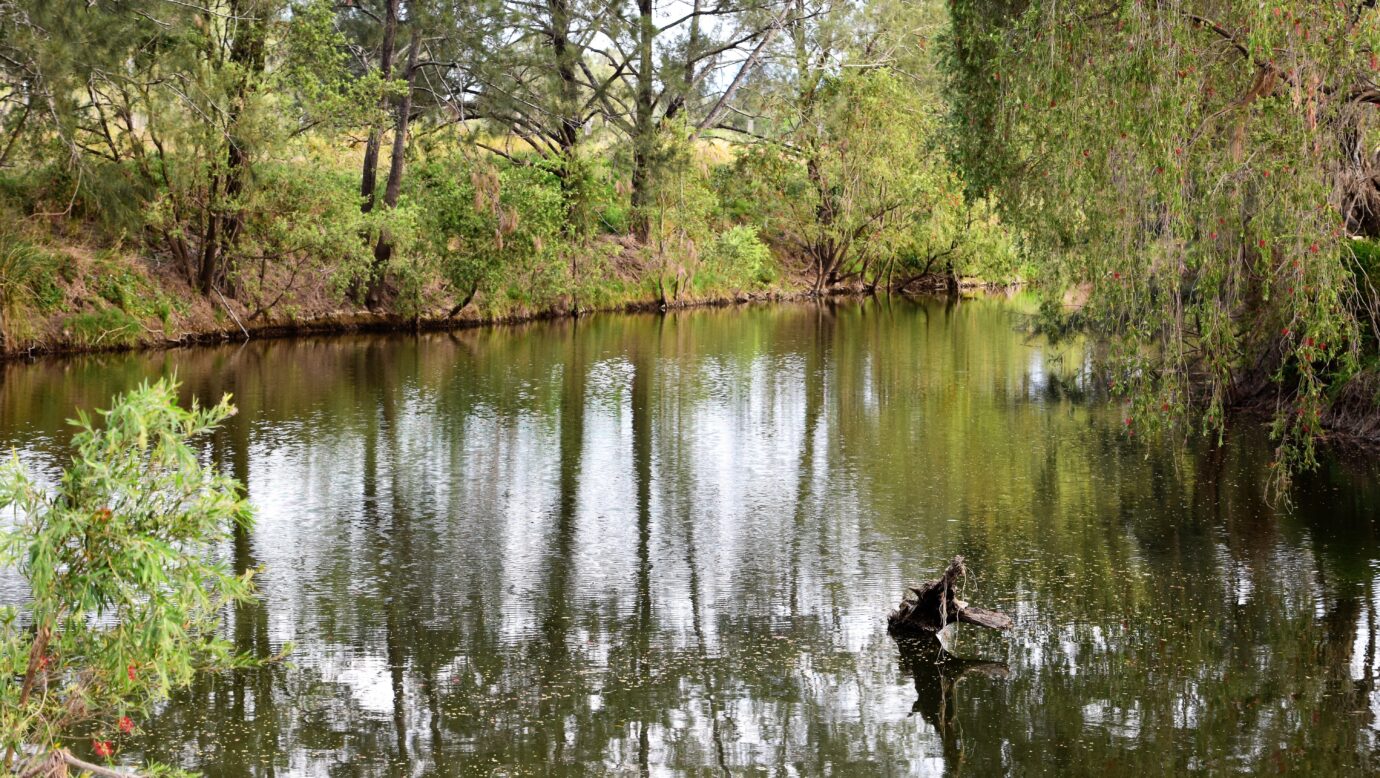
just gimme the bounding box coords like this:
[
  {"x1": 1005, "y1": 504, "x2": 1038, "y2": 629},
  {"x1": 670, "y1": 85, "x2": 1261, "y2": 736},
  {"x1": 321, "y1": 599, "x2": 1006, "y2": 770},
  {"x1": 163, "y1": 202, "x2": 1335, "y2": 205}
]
[
  {"x1": 198, "y1": 0, "x2": 267, "y2": 298},
  {"x1": 367, "y1": 27, "x2": 420, "y2": 309},
  {"x1": 210, "y1": 0, "x2": 269, "y2": 297},
  {"x1": 360, "y1": 0, "x2": 400, "y2": 215},
  {"x1": 629, "y1": 0, "x2": 656, "y2": 238},
  {"x1": 549, "y1": 0, "x2": 582, "y2": 154}
]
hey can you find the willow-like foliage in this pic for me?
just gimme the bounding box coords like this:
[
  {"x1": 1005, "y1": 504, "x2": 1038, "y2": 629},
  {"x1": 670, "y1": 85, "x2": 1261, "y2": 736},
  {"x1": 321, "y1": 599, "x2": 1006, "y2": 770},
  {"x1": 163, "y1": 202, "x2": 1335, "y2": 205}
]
[{"x1": 949, "y1": 0, "x2": 1380, "y2": 479}]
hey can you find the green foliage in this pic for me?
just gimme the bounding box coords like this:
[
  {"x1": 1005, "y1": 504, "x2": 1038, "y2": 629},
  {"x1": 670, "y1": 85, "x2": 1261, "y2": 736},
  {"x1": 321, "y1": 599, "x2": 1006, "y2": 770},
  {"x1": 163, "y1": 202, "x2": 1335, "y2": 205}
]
[
  {"x1": 233, "y1": 159, "x2": 374, "y2": 314},
  {"x1": 634, "y1": 125, "x2": 720, "y2": 302},
  {"x1": 731, "y1": 69, "x2": 977, "y2": 291},
  {"x1": 0, "y1": 379, "x2": 265, "y2": 770},
  {"x1": 704, "y1": 225, "x2": 777, "y2": 289},
  {"x1": 946, "y1": 0, "x2": 1380, "y2": 479},
  {"x1": 413, "y1": 152, "x2": 571, "y2": 314}
]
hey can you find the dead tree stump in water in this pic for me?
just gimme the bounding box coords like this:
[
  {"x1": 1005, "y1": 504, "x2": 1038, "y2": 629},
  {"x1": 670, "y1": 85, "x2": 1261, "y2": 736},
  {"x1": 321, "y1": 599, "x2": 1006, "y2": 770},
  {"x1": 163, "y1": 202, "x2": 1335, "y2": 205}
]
[{"x1": 888, "y1": 555, "x2": 1013, "y2": 635}]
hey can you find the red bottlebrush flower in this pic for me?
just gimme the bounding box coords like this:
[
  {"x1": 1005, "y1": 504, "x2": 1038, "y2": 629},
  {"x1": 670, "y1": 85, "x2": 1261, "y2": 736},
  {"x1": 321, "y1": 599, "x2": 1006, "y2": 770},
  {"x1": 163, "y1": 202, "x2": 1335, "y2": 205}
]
[
  {"x1": 1161, "y1": 403, "x2": 1171, "y2": 412},
  {"x1": 1282, "y1": 328, "x2": 1291, "y2": 336},
  {"x1": 127, "y1": 664, "x2": 137, "y2": 681},
  {"x1": 93, "y1": 740, "x2": 114, "y2": 758},
  {"x1": 1124, "y1": 417, "x2": 1133, "y2": 425},
  {"x1": 1209, "y1": 232, "x2": 1218, "y2": 240},
  {"x1": 1263, "y1": 169, "x2": 1270, "y2": 177},
  {"x1": 119, "y1": 716, "x2": 134, "y2": 734},
  {"x1": 1310, "y1": 243, "x2": 1319, "y2": 253},
  {"x1": 1258, "y1": 239, "x2": 1266, "y2": 248},
  {"x1": 1112, "y1": 271, "x2": 1121, "y2": 279}
]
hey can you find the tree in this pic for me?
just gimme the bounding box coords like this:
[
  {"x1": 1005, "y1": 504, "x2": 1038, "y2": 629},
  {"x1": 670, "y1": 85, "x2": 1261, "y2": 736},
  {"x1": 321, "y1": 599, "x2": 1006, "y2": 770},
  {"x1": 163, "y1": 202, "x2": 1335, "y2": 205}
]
[
  {"x1": 0, "y1": 379, "x2": 272, "y2": 773},
  {"x1": 945, "y1": 0, "x2": 1380, "y2": 477},
  {"x1": 0, "y1": 0, "x2": 377, "y2": 300}
]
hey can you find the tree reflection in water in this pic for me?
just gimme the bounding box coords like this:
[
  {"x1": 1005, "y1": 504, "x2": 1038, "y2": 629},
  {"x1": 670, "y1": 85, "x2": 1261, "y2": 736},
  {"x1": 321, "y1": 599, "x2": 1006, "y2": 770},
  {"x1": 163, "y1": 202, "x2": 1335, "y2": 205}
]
[{"x1": 0, "y1": 296, "x2": 1377, "y2": 775}]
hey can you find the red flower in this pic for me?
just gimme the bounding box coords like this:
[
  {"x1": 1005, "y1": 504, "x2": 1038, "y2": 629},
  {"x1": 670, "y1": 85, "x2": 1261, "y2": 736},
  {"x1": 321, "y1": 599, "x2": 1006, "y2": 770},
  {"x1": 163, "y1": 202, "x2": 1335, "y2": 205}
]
[
  {"x1": 127, "y1": 664, "x2": 137, "y2": 681},
  {"x1": 119, "y1": 715, "x2": 134, "y2": 734},
  {"x1": 93, "y1": 740, "x2": 114, "y2": 758},
  {"x1": 1282, "y1": 328, "x2": 1291, "y2": 336},
  {"x1": 1258, "y1": 238, "x2": 1266, "y2": 248}
]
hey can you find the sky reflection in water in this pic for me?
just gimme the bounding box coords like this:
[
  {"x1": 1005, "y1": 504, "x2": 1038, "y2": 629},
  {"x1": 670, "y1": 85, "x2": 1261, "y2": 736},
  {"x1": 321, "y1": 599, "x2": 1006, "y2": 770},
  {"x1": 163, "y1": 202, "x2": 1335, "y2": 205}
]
[{"x1": 1, "y1": 295, "x2": 1378, "y2": 776}]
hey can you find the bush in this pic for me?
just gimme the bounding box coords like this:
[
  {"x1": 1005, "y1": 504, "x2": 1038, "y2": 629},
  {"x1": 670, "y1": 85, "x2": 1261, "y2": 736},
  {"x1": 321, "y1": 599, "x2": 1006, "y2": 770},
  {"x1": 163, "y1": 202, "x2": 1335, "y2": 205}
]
[
  {"x1": 0, "y1": 379, "x2": 267, "y2": 772},
  {"x1": 413, "y1": 153, "x2": 572, "y2": 314},
  {"x1": 705, "y1": 225, "x2": 776, "y2": 288}
]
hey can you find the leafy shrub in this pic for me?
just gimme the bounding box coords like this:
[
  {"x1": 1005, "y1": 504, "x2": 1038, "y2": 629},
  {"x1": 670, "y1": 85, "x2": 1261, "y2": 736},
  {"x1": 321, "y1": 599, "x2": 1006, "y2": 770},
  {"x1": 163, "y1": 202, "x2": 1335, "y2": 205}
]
[
  {"x1": 0, "y1": 380, "x2": 266, "y2": 771},
  {"x1": 413, "y1": 153, "x2": 571, "y2": 314},
  {"x1": 705, "y1": 225, "x2": 776, "y2": 288}
]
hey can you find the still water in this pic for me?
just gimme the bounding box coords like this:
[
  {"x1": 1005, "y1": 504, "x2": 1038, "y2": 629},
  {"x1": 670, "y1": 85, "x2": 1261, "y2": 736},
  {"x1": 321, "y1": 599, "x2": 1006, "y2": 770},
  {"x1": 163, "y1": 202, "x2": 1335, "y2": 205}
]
[{"x1": 3, "y1": 295, "x2": 1379, "y2": 776}]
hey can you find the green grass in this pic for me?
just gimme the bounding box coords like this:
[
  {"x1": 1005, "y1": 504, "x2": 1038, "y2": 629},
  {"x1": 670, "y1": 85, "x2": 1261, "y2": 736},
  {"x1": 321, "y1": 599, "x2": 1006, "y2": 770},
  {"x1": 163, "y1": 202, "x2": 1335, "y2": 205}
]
[{"x1": 66, "y1": 307, "x2": 142, "y2": 349}]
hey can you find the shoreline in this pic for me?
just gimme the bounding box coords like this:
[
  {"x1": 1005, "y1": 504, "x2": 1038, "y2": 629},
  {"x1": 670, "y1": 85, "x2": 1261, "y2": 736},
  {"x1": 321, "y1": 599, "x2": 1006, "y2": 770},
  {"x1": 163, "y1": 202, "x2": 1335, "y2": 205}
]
[
  {"x1": 11, "y1": 282, "x2": 1375, "y2": 453},
  {"x1": 0, "y1": 273, "x2": 1014, "y2": 364},
  {"x1": 0, "y1": 285, "x2": 872, "y2": 363}
]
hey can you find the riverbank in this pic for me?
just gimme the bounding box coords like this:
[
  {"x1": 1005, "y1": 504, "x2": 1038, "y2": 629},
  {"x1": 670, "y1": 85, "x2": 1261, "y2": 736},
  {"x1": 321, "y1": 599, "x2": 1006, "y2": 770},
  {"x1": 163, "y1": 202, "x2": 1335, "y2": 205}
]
[{"x1": 0, "y1": 236, "x2": 1006, "y2": 362}]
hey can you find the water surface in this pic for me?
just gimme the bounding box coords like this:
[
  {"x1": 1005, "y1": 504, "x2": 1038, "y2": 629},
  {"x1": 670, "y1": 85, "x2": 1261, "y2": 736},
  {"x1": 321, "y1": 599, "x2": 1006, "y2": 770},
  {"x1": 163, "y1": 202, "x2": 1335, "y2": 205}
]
[{"x1": 2, "y1": 296, "x2": 1378, "y2": 775}]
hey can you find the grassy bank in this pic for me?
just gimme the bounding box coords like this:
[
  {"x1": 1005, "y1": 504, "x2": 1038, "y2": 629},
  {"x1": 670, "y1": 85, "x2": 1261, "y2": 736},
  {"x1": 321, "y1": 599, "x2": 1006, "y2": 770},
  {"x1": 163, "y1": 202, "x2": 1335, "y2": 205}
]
[{"x1": 0, "y1": 224, "x2": 1015, "y2": 361}]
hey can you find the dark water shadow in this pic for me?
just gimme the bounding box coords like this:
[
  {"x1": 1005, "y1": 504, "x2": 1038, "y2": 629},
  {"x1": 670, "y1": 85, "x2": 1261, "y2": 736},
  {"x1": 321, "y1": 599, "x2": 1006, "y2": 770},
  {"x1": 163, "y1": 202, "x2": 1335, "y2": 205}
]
[{"x1": 896, "y1": 633, "x2": 1009, "y2": 770}]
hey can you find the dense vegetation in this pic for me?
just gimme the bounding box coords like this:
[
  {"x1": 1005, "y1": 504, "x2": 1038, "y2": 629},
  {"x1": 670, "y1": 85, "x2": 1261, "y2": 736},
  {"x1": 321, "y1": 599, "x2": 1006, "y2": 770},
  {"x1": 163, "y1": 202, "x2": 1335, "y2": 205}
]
[
  {"x1": 0, "y1": 0, "x2": 1014, "y2": 351},
  {"x1": 946, "y1": 0, "x2": 1380, "y2": 475}
]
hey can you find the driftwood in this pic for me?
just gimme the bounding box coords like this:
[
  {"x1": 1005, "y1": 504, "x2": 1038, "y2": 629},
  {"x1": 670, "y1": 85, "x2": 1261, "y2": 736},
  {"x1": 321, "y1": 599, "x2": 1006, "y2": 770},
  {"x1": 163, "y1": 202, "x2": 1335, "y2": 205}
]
[{"x1": 888, "y1": 555, "x2": 1013, "y2": 635}]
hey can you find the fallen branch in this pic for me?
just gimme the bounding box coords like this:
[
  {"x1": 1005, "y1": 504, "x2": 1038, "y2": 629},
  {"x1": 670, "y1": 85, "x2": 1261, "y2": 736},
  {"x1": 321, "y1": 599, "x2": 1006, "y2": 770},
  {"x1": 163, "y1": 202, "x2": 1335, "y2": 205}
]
[{"x1": 16, "y1": 748, "x2": 140, "y2": 778}]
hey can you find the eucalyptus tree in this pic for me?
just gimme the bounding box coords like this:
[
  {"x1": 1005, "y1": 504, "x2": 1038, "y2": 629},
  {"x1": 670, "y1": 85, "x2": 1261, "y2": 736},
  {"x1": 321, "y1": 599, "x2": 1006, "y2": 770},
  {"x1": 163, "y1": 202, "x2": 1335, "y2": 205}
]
[
  {"x1": 946, "y1": 0, "x2": 1380, "y2": 476},
  {"x1": 455, "y1": 0, "x2": 623, "y2": 164},
  {"x1": 602, "y1": 0, "x2": 784, "y2": 226}
]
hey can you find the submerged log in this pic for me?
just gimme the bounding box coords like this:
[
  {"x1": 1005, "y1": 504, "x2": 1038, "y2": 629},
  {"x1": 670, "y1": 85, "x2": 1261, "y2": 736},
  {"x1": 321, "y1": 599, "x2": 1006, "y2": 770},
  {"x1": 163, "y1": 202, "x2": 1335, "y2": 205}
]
[{"x1": 888, "y1": 555, "x2": 1013, "y2": 635}]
